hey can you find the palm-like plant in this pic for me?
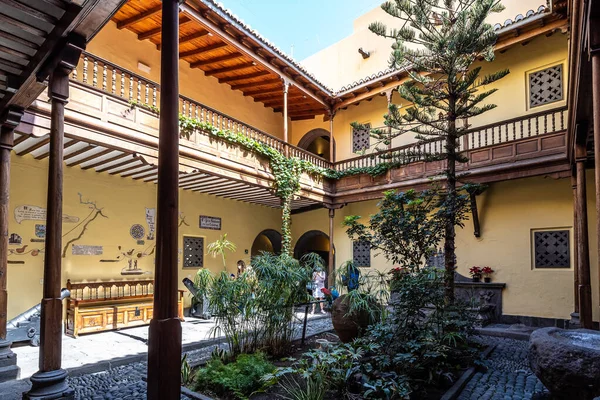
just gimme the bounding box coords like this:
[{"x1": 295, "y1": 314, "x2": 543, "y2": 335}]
[{"x1": 207, "y1": 233, "x2": 236, "y2": 271}]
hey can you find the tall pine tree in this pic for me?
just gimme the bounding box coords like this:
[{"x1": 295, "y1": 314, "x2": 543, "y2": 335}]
[{"x1": 367, "y1": 0, "x2": 509, "y2": 301}]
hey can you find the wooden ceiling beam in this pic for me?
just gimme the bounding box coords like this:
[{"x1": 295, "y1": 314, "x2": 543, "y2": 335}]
[
  {"x1": 180, "y1": 4, "x2": 329, "y2": 107},
  {"x1": 16, "y1": 137, "x2": 50, "y2": 156},
  {"x1": 158, "y1": 29, "x2": 209, "y2": 50},
  {"x1": 62, "y1": 144, "x2": 95, "y2": 161},
  {"x1": 81, "y1": 153, "x2": 131, "y2": 170},
  {"x1": 69, "y1": 148, "x2": 112, "y2": 166},
  {"x1": 262, "y1": 96, "x2": 305, "y2": 105},
  {"x1": 219, "y1": 70, "x2": 271, "y2": 83},
  {"x1": 243, "y1": 88, "x2": 282, "y2": 97},
  {"x1": 35, "y1": 140, "x2": 79, "y2": 160},
  {"x1": 205, "y1": 62, "x2": 255, "y2": 76},
  {"x1": 138, "y1": 16, "x2": 191, "y2": 40},
  {"x1": 118, "y1": 5, "x2": 162, "y2": 29},
  {"x1": 190, "y1": 52, "x2": 242, "y2": 68},
  {"x1": 273, "y1": 105, "x2": 324, "y2": 113},
  {"x1": 109, "y1": 162, "x2": 146, "y2": 175},
  {"x1": 230, "y1": 78, "x2": 281, "y2": 91},
  {"x1": 180, "y1": 42, "x2": 229, "y2": 58}
]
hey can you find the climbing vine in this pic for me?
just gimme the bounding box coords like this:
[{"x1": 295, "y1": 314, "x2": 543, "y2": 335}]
[{"x1": 129, "y1": 103, "x2": 407, "y2": 255}]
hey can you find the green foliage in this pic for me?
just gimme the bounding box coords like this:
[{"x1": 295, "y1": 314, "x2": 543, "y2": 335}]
[
  {"x1": 207, "y1": 233, "x2": 237, "y2": 271},
  {"x1": 195, "y1": 253, "x2": 313, "y2": 356},
  {"x1": 365, "y1": 0, "x2": 509, "y2": 301},
  {"x1": 193, "y1": 268, "x2": 212, "y2": 302},
  {"x1": 344, "y1": 187, "x2": 474, "y2": 270},
  {"x1": 128, "y1": 100, "x2": 159, "y2": 114},
  {"x1": 273, "y1": 268, "x2": 477, "y2": 399},
  {"x1": 181, "y1": 354, "x2": 193, "y2": 386},
  {"x1": 194, "y1": 352, "x2": 276, "y2": 400}
]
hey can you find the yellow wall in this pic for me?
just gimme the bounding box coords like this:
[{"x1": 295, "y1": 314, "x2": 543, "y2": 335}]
[
  {"x1": 295, "y1": 32, "x2": 568, "y2": 163},
  {"x1": 7, "y1": 154, "x2": 282, "y2": 319},
  {"x1": 302, "y1": 0, "x2": 549, "y2": 90},
  {"x1": 86, "y1": 22, "x2": 285, "y2": 139},
  {"x1": 292, "y1": 175, "x2": 600, "y2": 322}
]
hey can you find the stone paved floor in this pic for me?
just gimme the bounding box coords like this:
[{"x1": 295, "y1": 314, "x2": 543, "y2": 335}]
[
  {"x1": 0, "y1": 313, "x2": 333, "y2": 400},
  {"x1": 458, "y1": 335, "x2": 550, "y2": 400}
]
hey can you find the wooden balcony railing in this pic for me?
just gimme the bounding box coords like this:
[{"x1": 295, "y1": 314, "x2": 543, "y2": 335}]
[
  {"x1": 334, "y1": 106, "x2": 568, "y2": 172},
  {"x1": 69, "y1": 52, "x2": 566, "y2": 176},
  {"x1": 70, "y1": 51, "x2": 330, "y2": 168}
]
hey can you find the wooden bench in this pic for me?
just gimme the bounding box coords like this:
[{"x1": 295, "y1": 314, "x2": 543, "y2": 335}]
[{"x1": 65, "y1": 279, "x2": 184, "y2": 338}]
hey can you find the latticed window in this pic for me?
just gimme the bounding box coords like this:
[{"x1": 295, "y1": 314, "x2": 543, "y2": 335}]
[
  {"x1": 533, "y1": 230, "x2": 570, "y2": 269},
  {"x1": 529, "y1": 65, "x2": 563, "y2": 108},
  {"x1": 353, "y1": 241, "x2": 371, "y2": 267},
  {"x1": 183, "y1": 236, "x2": 204, "y2": 268},
  {"x1": 352, "y1": 123, "x2": 371, "y2": 153}
]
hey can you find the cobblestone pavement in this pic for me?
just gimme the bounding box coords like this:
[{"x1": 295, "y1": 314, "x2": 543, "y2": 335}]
[
  {"x1": 0, "y1": 315, "x2": 333, "y2": 400},
  {"x1": 458, "y1": 335, "x2": 550, "y2": 400}
]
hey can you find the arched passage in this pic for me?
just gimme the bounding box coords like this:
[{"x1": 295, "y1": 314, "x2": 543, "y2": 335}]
[
  {"x1": 251, "y1": 229, "x2": 282, "y2": 256},
  {"x1": 297, "y1": 128, "x2": 336, "y2": 161},
  {"x1": 293, "y1": 230, "x2": 334, "y2": 268}
]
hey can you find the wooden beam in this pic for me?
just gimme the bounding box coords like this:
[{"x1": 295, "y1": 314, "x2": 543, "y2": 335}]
[
  {"x1": 274, "y1": 105, "x2": 322, "y2": 113},
  {"x1": 81, "y1": 152, "x2": 130, "y2": 170},
  {"x1": 158, "y1": 30, "x2": 209, "y2": 50},
  {"x1": 118, "y1": 5, "x2": 163, "y2": 29},
  {"x1": 38, "y1": 140, "x2": 79, "y2": 160},
  {"x1": 219, "y1": 71, "x2": 270, "y2": 83},
  {"x1": 68, "y1": 148, "x2": 112, "y2": 166},
  {"x1": 243, "y1": 87, "x2": 281, "y2": 97},
  {"x1": 204, "y1": 62, "x2": 255, "y2": 76},
  {"x1": 138, "y1": 16, "x2": 190, "y2": 40},
  {"x1": 16, "y1": 137, "x2": 50, "y2": 155},
  {"x1": 190, "y1": 52, "x2": 241, "y2": 68},
  {"x1": 230, "y1": 78, "x2": 281, "y2": 91},
  {"x1": 120, "y1": 165, "x2": 155, "y2": 178},
  {"x1": 180, "y1": 42, "x2": 228, "y2": 58},
  {"x1": 96, "y1": 158, "x2": 139, "y2": 173}
]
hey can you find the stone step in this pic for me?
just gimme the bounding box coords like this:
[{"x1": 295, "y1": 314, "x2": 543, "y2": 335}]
[{"x1": 0, "y1": 364, "x2": 19, "y2": 383}]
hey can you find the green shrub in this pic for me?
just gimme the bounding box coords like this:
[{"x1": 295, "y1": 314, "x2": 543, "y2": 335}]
[{"x1": 194, "y1": 352, "x2": 276, "y2": 399}]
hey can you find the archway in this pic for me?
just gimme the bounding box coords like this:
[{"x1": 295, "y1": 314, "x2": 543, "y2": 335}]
[
  {"x1": 297, "y1": 128, "x2": 336, "y2": 161},
  {"x1": 251, "y1": 229, "x2": 282, "y2": 256},
  {"x1": 293, "y1": 230, "x2": 334, "y2": 268}
]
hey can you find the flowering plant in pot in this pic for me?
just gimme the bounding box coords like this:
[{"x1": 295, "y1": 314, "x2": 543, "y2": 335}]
[
  {"x1": 469, "y1": 266, "x2": 482, "y2": 282},
  {"x1": 481, "y1": 266, "x2": 494, "y2": 283}
]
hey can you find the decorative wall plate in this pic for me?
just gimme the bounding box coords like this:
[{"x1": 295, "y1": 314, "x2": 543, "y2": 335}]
[{"x1": 130, "y1": 224, "x2": 145, "y2": 240}]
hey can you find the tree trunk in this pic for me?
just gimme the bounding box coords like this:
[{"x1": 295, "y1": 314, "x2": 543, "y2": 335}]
[{"x1": 444, "y1": 96, "x2": 457, "y2": 304}]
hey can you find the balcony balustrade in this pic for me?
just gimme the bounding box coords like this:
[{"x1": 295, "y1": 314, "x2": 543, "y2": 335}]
[{"x1": 23, "y1": 51, "x2": 569, "y2": 205}]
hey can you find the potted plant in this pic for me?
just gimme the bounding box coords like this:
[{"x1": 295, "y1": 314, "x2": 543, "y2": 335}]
[
  {"x1": 469, "y1": 266, "x2": 482, "y2": 282},
  {"x1": 482, "y1": 266, "x2": 494, "y2": 283}
]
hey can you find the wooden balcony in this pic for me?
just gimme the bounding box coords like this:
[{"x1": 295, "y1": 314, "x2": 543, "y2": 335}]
[
  {"x1": 333, "y1": 107, "x2": 569, "y2": 204},
  {"x1": 15, "y1": 51, "x2": 569, "y2": 209}
]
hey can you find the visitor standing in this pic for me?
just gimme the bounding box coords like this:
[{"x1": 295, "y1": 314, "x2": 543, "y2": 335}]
[{"x1": 312, "y1": 268, "x2": 326, "y2": 314}]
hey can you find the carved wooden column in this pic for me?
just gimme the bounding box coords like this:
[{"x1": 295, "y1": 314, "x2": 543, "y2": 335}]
[
  {"x1": 570, "y1": 173, "x2": 580, "y2": 327},
  {"x1": 591, "y1": 20, "x2": 600, "y2": 328},
  {"x1": 0, "y1": 106, "x2": 24, "y2": 382},
  {"x1": 283, "y1": 80, "x2": 291, "y2": 157},
  {"x1": 147, "y1": 0, "x2": 182, "y2": 399},
  {"x1": 575, "y1": 141, "x2": 592, "y2": 329},
  {"x1": 329, "y1": 110, "x2": 335, "y2": 162},
  {"x1": 24, "y1": 65, "x2": 74, "y2": 400}
]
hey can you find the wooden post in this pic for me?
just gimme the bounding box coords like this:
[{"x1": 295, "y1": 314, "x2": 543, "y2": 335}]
[
  {"x1": 591, "y1": 22, "x2": 600, "y2": 325},
  {"x1": 0, "y1": 107, "x2": 23, "y2": 382},
  {"x1": 328, "y1": 208, "x2": 335, "y2": 287},
  {"x1": 575, "y1": 141, "x2": 592, "y2": 329},
  {"x1": 147, "y1": 0, "x2": 182, "y2": 399},
  {"x1": 570, "y1": 173, "x2": 580, "y2": 325},
  {"x1": 469, "y1": 192, "x2": 481, "y2": 238},
  {"x1": 24, "y1": 66, "x2": 74, "y2": 400},
  {"x1": 283, "y1": 80, "x2": 290, "y2": 157},
  {"x1": 329, "y1": 110, "x2": 335, "y2": 162}
]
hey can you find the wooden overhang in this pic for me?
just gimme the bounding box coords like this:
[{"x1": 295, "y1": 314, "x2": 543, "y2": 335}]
[
  {"x1": 111, "y1": 0, "x2": 333, "y2": 121},
  {"x1": 111, "y1": 0, "x2": 570, "y2": 122},
  {"x1": 0, "y1": 0, "x2": 126, "y2": 113},
  {"x1": 566, "y1": 0, "x2": 597, "y2": 163}
]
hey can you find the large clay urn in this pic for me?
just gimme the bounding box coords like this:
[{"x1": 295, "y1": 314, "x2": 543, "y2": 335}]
[{"x1": 331, "y1": 294, "x2": 379, "y2": 343}]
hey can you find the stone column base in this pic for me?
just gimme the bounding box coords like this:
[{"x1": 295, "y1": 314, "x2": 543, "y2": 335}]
[
  {"x1": 0, "y1": 339, "x2": 19, "y2": 382},
  {"x1": 22, "y1": 369, "x2": 74, "y2": 400},
  {"x1": 569, "y1": 312, "x2": 581, "y2": 329}
]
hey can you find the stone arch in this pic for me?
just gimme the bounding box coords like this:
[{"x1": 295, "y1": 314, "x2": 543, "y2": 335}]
[
  {"x1": 297, "y1": 128, "x2": 336, "y2": 161},
  {"x1": 293, "y1": 230, "x2": 334, "y2": 268},
  {"x1": 251, "y1": 229, "x2": 282, "y2": 256}
]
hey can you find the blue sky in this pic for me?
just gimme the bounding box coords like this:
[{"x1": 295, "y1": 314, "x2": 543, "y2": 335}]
[{"x1": 218, "y1": 0, "x2": 384, "y2": 60}]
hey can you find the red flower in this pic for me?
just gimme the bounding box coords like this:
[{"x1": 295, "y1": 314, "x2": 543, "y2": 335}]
[
  {"x1": 481, "y1": 266, "x2": 494, "y2": 275},
  {"x1": 469, "y1": 266, "x2": 482, "y2": 276}
]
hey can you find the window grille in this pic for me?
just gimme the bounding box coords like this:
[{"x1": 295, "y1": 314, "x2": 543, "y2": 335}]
[
  {"x1": 533, "y1": 230, "x2": 570, "y2": 268},
  {"x1": 353, "y1": 241, "x2": 371, "y2": 267},
  {"x1": 529, "y1": 65, "x2": 563, "y2": 108},
  {"x1": 352, "y1": 123, "x2": 371, "y2": 153},
  {"x1": 183, "y1": 236, "x2": 204, "y2": 268}
]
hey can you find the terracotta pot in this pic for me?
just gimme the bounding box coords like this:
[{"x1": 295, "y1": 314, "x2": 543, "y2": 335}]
[{"x1": 331, "y1": 294, "x2": 379, "y2": 343}]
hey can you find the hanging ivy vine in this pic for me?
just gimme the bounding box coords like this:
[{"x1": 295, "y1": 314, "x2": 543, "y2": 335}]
[{"x1": 129, "y1": 103, "x2": 404, "y2": 255}]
